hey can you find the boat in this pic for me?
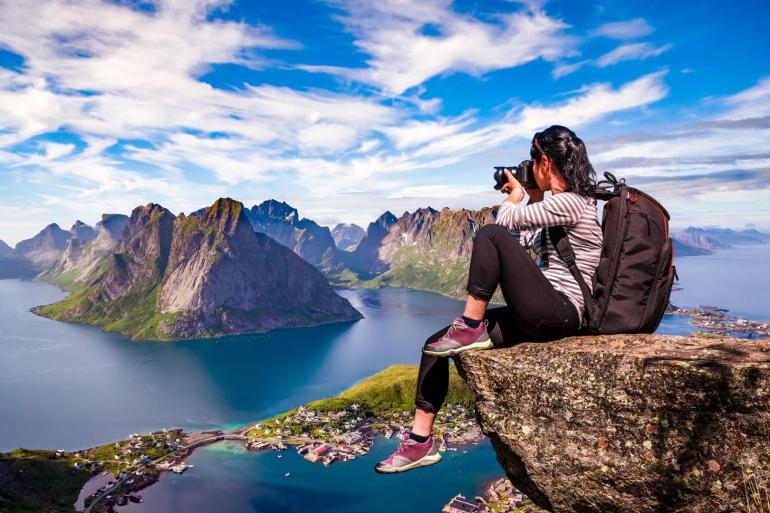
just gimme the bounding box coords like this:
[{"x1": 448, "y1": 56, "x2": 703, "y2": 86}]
[{"x1": 284, "y1": 472, "x2": 291, "y2": 477}]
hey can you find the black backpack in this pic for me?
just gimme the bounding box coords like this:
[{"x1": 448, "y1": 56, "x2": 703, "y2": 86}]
[{"x1": 550, "y1": 172, "x2": 678, "y2": 334}]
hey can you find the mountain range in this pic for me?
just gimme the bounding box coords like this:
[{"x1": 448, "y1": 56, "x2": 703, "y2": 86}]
[
  {"x1": 670, "y1": 226, "x2": 770, "y2": 256},
  {"x1": 337, "y1": 206, "x2": 504, "y2": 302},
  {"x1": 192, "y1": 199, "x2": 348, "y2": 273},
  {"x1": 32, "y1": 198, "x2": 361, "y2": 340},
  {"x1": 5, "y1": 199, "x2": 769, "y2": 336}
]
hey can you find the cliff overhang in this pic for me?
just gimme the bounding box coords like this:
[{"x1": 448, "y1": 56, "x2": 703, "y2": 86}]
[{"x1": 456, "y1": 334, "x2": 770, "y2": 513}]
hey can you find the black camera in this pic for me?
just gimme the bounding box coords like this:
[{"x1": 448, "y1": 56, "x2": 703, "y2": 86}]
[{"x1": 493, "y1": 160, "x2": 538, "y2": 191}]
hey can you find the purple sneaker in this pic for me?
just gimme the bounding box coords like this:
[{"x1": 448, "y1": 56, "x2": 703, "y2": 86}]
[
  {"x1": 422, "y1": 317, "x2": 492, "y2": 357},
  {"x1": 374, "y1": 433, "x2": 442, "y2": 474}
]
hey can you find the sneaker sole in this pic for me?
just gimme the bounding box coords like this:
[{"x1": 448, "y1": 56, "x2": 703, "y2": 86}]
[
  {"x1": 374, "y1": 452, "x2": 442, "y2": 474},
  {"x1": 422, "y1": 339, "x2": 494, "y2": 357}
]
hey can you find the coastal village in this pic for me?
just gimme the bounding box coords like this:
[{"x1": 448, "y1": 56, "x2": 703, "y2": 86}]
[
  {"x1": 242, "y1": 400, "x2": 483, "y2": 466},
  {"x1": 442, "y1": 477, "x2": 544, "y2": 513},
  {"x1": 668, "y1": 304, "x2": 770, "y2": 337},
  {"x1": 69, "y1": 429, "x2": 245, "y2": 511},
  {"x1": 75, "y1": 419, "x2": 536, "y2": 513},
  {"x1": 74, "y1": 398, "x2": 484, "y2": 510}
]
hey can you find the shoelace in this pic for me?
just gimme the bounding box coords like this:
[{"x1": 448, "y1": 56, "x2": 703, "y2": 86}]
[
  {"x1": 443, "y1": 318, "x2": 465, "y2": 337},
  {"x1": 393, "y1": 436, "x2": 417, "y2": 456}
]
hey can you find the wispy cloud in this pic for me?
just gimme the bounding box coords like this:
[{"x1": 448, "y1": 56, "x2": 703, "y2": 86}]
[
  {"x1": 722, "y1": 76, "x2": 770, "y2": 119},
  {"x1": 589, "y1": 76, "x2": 770, "y2": 213},
  {"x1": 552, "y1": 17, "x2": 668, "y2": 78},
  {"x1": 552, "y1": 59, "x2": 590, "y2": 79},
  {"x1": 595, "y1": 42, "x2": 672, "y2": 68},
  {"x1": 405, "y1": 71, "x2": 669, "y2": 161},
  {"x1": 300, "y1": 0, "x2": 576, "y2": 96},
  {"x1": 590, "y1": 18, "x2": 653, "y2": 39}
]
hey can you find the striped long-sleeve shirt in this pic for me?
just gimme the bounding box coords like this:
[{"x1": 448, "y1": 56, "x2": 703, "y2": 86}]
[{"x1": 495, "y1": 192, "x2": 603, "y2": 322}]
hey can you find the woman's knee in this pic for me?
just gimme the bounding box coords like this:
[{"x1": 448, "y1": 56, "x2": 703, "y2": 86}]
[{"x1": 475, "y1": 223, "x2": 509, "y2": 242}]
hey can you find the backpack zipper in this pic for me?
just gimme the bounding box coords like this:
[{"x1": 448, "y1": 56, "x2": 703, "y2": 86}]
[
  {"x1": 629, "y1": 193, "x2": 669, "y2": 239},
  {"x1": 630, "y1": 193, "x2": 673, "y2": 272}
]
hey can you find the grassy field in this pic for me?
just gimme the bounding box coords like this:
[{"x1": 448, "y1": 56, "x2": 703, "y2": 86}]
[
  {"x1": 0, "y1": 449, "x2": 91, "y2": 513},
  {"x1": 247, "y1": 363, "x2": 474, "y2": 439},
  {"x1": 339, "y1": 363, "x2": 473, "y2": 415}
]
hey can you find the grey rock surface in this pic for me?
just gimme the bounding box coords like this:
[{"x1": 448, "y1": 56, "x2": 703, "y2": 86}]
[{"x1": 456, "y1": 334, "x2": 770, "y2": 513}]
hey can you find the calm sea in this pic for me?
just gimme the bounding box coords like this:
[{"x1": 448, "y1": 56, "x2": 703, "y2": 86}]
[{"x1": 0, "y1": 244, "x2": 767, "y2": 511}]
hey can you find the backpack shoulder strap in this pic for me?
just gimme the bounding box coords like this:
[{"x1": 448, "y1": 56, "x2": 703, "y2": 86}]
[{"x1": 548, "y1": 225, "x2": 593, "y2": 322}]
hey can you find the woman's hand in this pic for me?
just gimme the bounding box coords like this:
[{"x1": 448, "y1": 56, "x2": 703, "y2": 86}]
[
  {"x1": 501, "y1": 169, "x2": 526, "y2": 204},
  {"x1": 526, "y1": 187, "x2": 544, "y2": 204},
  {"x1": 501, "y1": 169, "x2": 523, "y2": 194}
]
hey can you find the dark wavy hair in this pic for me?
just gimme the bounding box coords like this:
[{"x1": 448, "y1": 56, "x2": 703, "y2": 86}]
[{"x1": 530, "y1": 125, "x2": 596, "y2": 198}]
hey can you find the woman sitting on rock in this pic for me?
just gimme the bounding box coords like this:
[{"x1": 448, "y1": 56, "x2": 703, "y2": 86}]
[{"x1": 375, "y1": 125, "x2": 603, "y2": 474}]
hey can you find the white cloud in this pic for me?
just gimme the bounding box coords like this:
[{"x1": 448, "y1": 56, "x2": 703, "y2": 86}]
[
  {"x1": 38, "y1": 142, "x2": 77, "y2": 161},
  {"x1": 410, "y1": 71, "x2": 669, "y2": 161},
  {"x1": 722, "y1": 76, "x2": 770, "y2": 119},
  {"x1": 595, "y1": 42, "x2": 672, "y2": 68},
  {"x1": 552, "y1": 59, "x2": 590, "y2": 79},
  {"x1": 585, "y1": 77, "x2": 770, "y2": 230},
  {"x1": 0, "y1": 0, "x2": 400, "y2": 151},
  {"x1": 300, "y1": 0, "x2": 576, "y2": 95},
  {"x1": 380, "y1": 114, "x2": 476, "y2": 150},
  {"x1": 590, "y1": 18, "x2": 653, "y2": 39}
]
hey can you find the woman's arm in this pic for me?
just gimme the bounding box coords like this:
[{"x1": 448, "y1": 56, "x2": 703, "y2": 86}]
[{"x1": 496, "y1": 193, "x2": 586, "y2": 231}]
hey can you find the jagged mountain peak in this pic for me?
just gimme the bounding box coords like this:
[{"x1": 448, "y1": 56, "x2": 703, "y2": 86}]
[
  {"x1": 245, "y1": 200, "x2": 342, "y2": 271},
  {"x1": 374, "y1": 211, "x2": 397, "y2": 225},
  {"x1": 205, "y1": 197, "x2": 245, "y2": 221},
  {"x1": 13, "y1": 223, "x2": 71, "y2": 266},
  {"x1": 42, "y1": 223, "x2": 64, "y2": 232},
  {"x1": 406, "y1": 206, "x2": 439, "y2": 216},
  {"x1": 344, "y1": 205, "x2": 499, "y2": 296},
  {"x1": 125, "y1": 203, "x2": 174, "y2": 230},
  {"x1": 69, "y1": 220, "x2": 96, "y2": 242},
  {"x1": 98, "y1": 214, "x2": 128, "y2": 229},
  {"x1": 251, "y1": 199, "x2": 299, "y2": 222},
  {"x1": 194, "y1": 198, "x2": 252, "y2": 240},
  {"x1": 110, "y1": 203, "x2": 175, "y2": 288}
]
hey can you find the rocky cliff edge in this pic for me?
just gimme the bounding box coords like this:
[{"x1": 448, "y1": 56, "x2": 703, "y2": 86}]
[{"x1": 456, "y1": 334, "x2": 770, "y2": 513}]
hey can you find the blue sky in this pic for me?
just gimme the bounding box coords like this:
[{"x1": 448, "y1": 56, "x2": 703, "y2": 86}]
[{"x1": 0, "y1": 0, "x2": 769, "y2": 245}]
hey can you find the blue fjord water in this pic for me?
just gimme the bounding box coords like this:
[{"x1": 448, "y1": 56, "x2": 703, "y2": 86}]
[{"x1": 0, "y1": 245, "x2": 768, "y2": 511}]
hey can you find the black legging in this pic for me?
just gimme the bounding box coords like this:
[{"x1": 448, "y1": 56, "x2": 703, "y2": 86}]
[{"x1": 415, "y1": 223, "x2": 580, "y2": 413}]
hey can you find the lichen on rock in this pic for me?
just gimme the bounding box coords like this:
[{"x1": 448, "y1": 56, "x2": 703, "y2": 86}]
[{"x1": 456, "y1": 334, "x2": 770, "y2": 513}]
